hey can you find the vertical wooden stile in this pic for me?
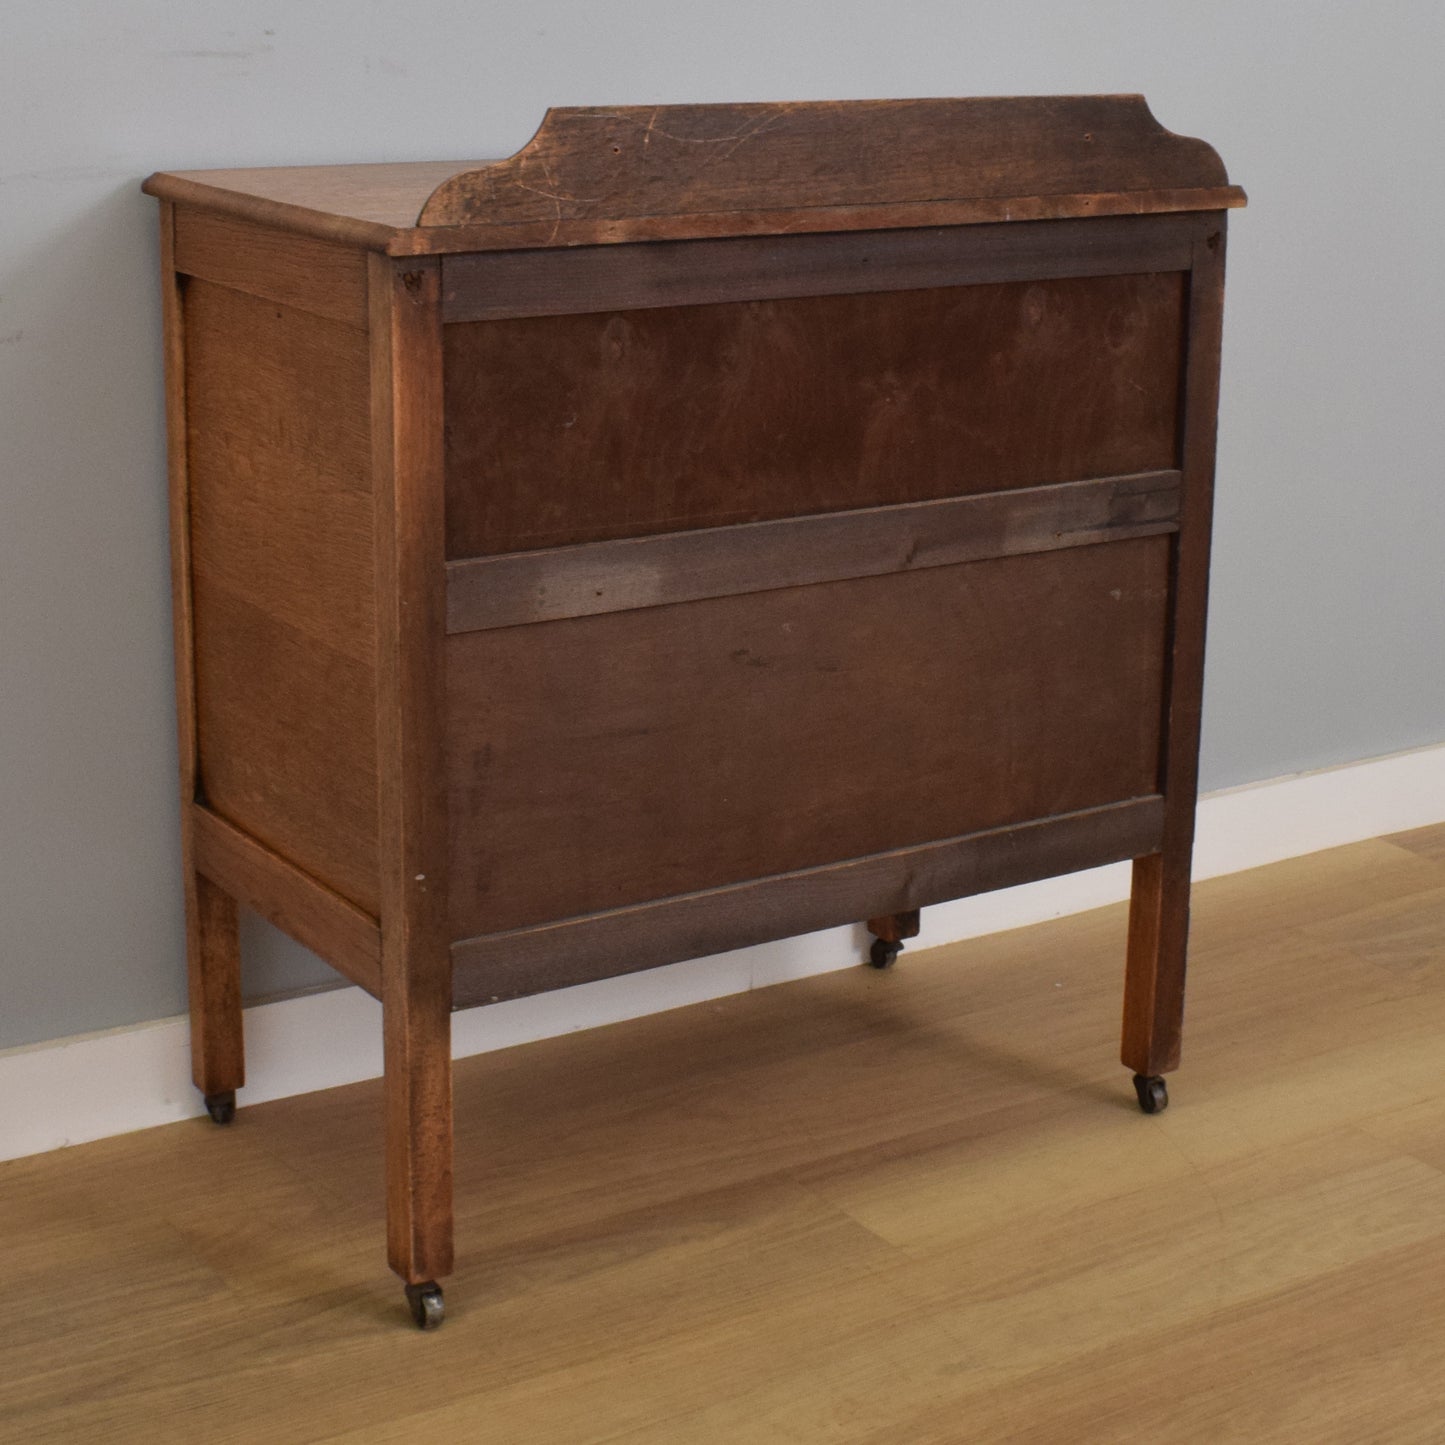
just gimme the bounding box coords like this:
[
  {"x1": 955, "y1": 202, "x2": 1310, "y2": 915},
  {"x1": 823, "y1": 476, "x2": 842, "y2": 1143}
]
[
  {"x1": 1122, "y1": 220, "x2": 1229, "y2": 1078},
  {"x1": 160, "y1": 199, "x2": 245, "y2": 1101},
  {"x1": 368, "y1": 254, "x2": 454, "y2": 1287}
]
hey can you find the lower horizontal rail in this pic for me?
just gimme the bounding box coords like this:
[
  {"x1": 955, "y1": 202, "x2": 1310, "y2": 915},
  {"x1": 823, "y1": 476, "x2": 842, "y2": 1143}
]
[{"x1": 450, "y1": 795, "x2": 1165, "y2": 1008}]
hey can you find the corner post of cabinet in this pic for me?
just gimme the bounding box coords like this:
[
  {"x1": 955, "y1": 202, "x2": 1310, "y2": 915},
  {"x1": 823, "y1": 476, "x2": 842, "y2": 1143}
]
[
  {"x1": 1123, "y1": 215, "x2": 1229, "y2": 1079},
  {"x1": 159, "y1": 200, "x2": 245, "y2": 1106},
  {"x1": 368, "y1": 252, "x2": 454, "y2": 1290}
]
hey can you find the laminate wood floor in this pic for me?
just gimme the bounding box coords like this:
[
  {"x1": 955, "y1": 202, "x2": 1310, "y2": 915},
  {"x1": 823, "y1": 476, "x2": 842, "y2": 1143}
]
[{"x1": 4, "y1": 825, "x2": 1445, "y2": 1443}]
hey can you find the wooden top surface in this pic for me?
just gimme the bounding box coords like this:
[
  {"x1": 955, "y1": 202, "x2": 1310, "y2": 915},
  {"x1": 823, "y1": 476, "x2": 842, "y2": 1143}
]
[{"x1": 143, "y1": 96, "x2": 1245, "y2": 255}]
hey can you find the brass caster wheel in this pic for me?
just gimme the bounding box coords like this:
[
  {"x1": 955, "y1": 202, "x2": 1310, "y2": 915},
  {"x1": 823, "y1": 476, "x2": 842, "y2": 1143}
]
[
  {"x1": 405, "y1": 1281, "x2": 445, "y2": 1330},
  {"x1": 868, "y1": 938, "x2": 902, "y2": 970},
  {"x1": 1132, "y1": 1074, "x2": 1169, "y2": 1115},
  {"x1": 204, "y1": 1091, "x2": 236, "y2": 1125}
]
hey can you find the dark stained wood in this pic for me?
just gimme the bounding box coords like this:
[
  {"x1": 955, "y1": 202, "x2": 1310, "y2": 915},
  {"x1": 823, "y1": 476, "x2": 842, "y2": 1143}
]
[
  {"x1": 446, "y1": 538, "x2": 1171, "y2": 939},
  {"x1": 440, "y1": 214, "x2": 1199, "y2": 323},
  {"x1": 370, "y1": 255, "x2": 454, "y2": 1288},
  {"x1": 142, "y1": 98, "x2": 1243, "y2": 258},
  {"x1": 444, "y1": 272, "x2": 1186, "y2": 557},
  {"x1": 419, "y1": 97, "x2": 1243, "y2": 236},
  {"x1": 191, "y1": 805, "x2": 383, "y2": 998},
  {"x1": 1122, "y1": 223, "x2": 1229, "y2": 1078},
  {"x1": 867, "y1": 910, "x2": 922, "y2": 945},
  {"x1": 173, "y1": 210, "x2": 369, "y2": 327},
  {"x1": 444, "y1": 470, "x2": 1180, "y2": 634},
  {"x1": 160, "y1": 202, "x2": 246, "y2": 1102},
  {"x1": 452, "y1": 797, "x2": 1165, "y2": 1006}
]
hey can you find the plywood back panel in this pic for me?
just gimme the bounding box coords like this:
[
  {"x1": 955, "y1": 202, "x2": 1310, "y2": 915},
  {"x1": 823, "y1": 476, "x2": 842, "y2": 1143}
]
[
  {"x1": 443, "y1": 272, "x2": 1184, "y2": 557},
  {"x1": 446, "y1": 535, "x2": 1170, "y2": 939}
]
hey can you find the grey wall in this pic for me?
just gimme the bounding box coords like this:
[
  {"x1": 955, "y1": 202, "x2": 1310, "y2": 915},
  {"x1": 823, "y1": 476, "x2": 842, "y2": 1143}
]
[{"x1": 3, "y1": 2, "x2": 1442, "y2": 1051}]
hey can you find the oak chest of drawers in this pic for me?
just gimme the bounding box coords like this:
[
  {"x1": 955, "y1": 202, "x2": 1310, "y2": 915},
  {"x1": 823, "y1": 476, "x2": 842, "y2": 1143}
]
[{"x1": 145, "y1": 95, "x2": 1244, "y2": 1326}]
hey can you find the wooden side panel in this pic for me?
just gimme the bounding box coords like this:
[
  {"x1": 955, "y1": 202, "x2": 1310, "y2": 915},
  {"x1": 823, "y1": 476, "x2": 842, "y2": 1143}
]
[
  {"x1": 446, "y1": 535, "x2": 1171, "y2": 939},
  {"x1": 173, "y1": 210, "x2": 369, "y2": 326},
  {"x1": 444, "y1": 272, "x2": 1185, "y2": 556},
  {"x1": 184, "y1": 278, "x2": 380, "y2": 912}
]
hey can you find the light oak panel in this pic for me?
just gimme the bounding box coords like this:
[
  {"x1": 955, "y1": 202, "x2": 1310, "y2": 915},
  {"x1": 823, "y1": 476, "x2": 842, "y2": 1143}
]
[
  {"x1": 174, "y1": 210, "x2": 368, "y2": 327},
  {"x1": 191, "y1": 581, "x2": 380, "y2": 912},
  {"x1": 184, "y1": 277, "x2": 379, "y2": 911}
]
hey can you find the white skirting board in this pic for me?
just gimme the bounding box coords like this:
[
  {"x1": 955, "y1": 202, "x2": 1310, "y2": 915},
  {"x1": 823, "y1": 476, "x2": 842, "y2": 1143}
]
[{"x1": 4, "y1": 741, "x2": 1443, "y2": 1163}]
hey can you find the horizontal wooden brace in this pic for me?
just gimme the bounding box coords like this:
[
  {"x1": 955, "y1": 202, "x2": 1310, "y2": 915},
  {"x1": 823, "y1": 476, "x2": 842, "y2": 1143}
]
[
  {"x1": 445, "y1": 469, "x2": 1181, "y2": 634},
  {"x1": 440, "y1": 212, "x2": 1201, "y2": 322},
  {"x1": 450, "y1": 795, "x2": 1165, "y2": 1009},
  {"x1": 172, "y1": 209, "x2": 370, "y2": 328},
  {"x1": 191, "y1": 805, "x2": 383, "y2": 998}
]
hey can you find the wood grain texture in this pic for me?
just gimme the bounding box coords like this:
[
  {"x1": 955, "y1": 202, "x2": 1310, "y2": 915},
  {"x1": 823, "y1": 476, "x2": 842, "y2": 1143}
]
[
  {"x1": 411, "y1": 188, "x2": 1246, "y2": 255},
  {"x1": 190, "y1": 806, "x2": 382, "y2": 999},
  {"x1": 173, "y1": 209, "x2": 369, "y2": 327},
  {"x1": 370, "y1": 255, "x2": 454, "y2": 1286},
  {"x1": 141, "y1": 97, "x2": 1243, "y2": 254},
  {"x1": 160, "y1": 202, "x2": 245, "y2": 1100},
  {"x1": 190, "y1": 581, "x2": 380, "y2": 913},
  {"x1": 142, "y1": 160, "x2": 476, "y2": 250},
  {"x1": 183, "y1": 278, "x2": 380, "y2": 911},
  {"x1": 439, "y1": 213, "x2": 1199, "y2": 323},
  {"x1": 1122, "y1": 223, "x2": 1228, "y2": 1078},
  {"x1": 141, "y1": 180, "x2": 1247, "y2": 259},
  {"x1": 184, "y1": 281, "x2": 375, "y2": 661},
  {"x1": 444, "y1": 271, "x2": 1186, "y2": 556},
  {"x1": 6, "y1": 833, "x2": 1441, "y2": 1443},
  {"x1": 419, "y1": 97, "x2": 1242, "y2": 233},
  {"x1": 1385, "y1": 823, "x2": 1445, "y2": 867},
  {"x1": 451, "y1": 798, "x2": 1164, "y2": 1007},
  {"x1": 445, "y1": 471, "x2": 1181, "y2": 633},
  {"x1": 446, "y1": 537, "x2": 1171, "y2": 940}
]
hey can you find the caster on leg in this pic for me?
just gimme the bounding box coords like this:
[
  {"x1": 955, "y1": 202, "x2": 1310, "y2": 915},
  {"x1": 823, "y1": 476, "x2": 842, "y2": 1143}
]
[
  {"x1": 865, "y1": 909, "x2": 919, "y2": 970},
  {"x1": 868, "y1": 938, "x2": 902, "y2": 970},
  {"x1": 405, "y1": 1281, "x2": 445, "y2": 1330},
  {"x1": 204, "y1": 1090, "x2": 236, "y2": 1125},
  {"x1": 1132, "y1": 1074, "x2": 1169, "y2": 1115}
]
